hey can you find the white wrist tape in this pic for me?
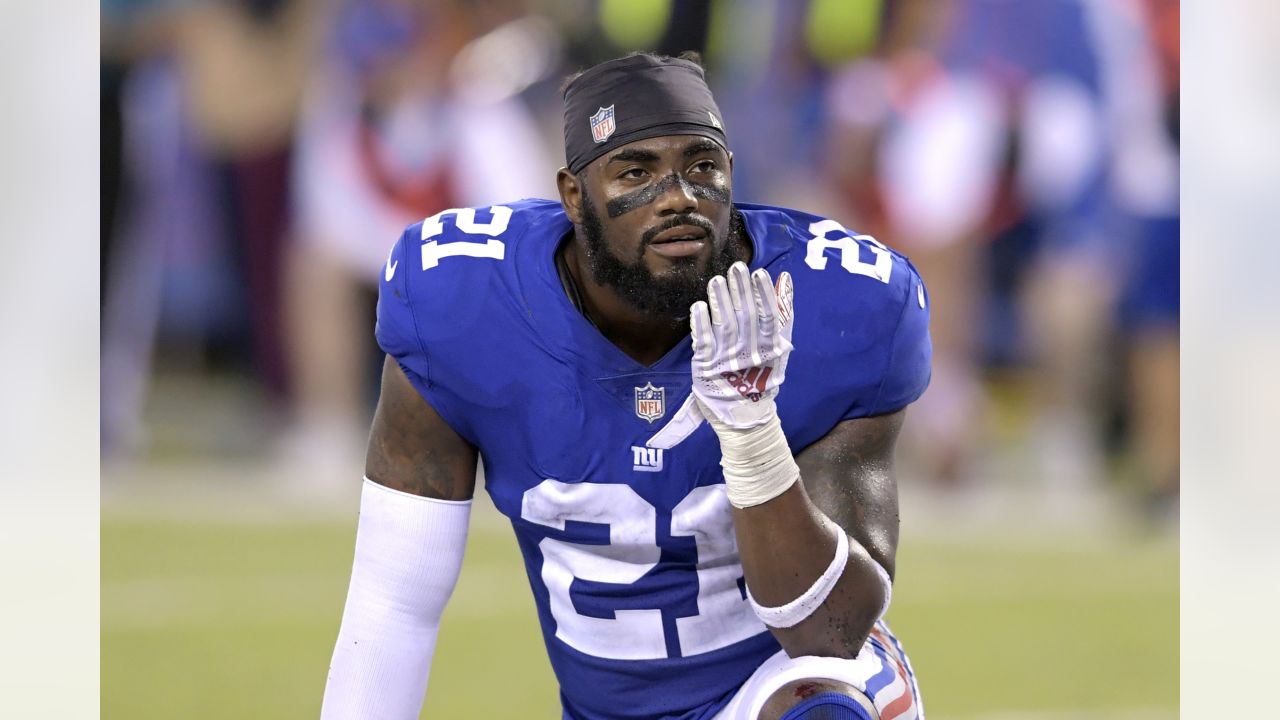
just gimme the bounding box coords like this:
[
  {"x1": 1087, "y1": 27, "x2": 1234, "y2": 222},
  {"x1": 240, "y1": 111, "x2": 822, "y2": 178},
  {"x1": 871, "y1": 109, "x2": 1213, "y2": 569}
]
[
  {"x1": 712, "y1": 412, "x2": 800, "y2": 508},
  {"x1": 747, "y1": 531, "x2": 896, "y2": 629},
  {"x1": 320, "y1": 478, "x2": 471, "y2": 720},
  {"x1": 748, "y1": 528, "x2": 849, "y2": 628}
]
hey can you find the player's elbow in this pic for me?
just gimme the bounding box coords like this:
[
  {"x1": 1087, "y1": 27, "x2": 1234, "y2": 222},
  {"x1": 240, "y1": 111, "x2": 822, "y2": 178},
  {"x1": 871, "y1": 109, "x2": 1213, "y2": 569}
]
[{"x1": 771, "y1": 562, "x2": 888, "y2": 659}]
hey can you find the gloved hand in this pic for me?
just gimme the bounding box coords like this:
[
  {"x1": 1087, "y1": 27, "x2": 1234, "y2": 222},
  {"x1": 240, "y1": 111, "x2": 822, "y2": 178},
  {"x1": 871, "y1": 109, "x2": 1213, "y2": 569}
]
[{"x1": 650, "y1": 262, "x2": 794, "y2": 449}]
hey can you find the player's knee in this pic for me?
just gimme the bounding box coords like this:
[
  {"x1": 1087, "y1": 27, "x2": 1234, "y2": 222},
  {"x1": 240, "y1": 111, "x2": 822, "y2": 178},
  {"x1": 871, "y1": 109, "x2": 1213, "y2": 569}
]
[{"x1": 757, "y1": 678, "x2": 879, "y2": 720}]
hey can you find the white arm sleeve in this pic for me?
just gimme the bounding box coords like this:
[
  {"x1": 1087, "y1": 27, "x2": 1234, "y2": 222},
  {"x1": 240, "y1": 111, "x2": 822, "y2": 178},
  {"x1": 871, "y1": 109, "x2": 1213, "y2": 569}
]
[{"x1": 320, "y1": 478, "x2": 472, "y2": 719}]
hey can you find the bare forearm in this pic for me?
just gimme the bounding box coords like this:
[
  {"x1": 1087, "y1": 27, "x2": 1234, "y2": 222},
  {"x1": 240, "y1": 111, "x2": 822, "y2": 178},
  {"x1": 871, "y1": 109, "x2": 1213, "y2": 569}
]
[
  {"x1": 731, "y1": 413, "x2": 906, "y2": 657},
  {"x1": 733, "y1": 481, "x2": 888, "y2": 657}
]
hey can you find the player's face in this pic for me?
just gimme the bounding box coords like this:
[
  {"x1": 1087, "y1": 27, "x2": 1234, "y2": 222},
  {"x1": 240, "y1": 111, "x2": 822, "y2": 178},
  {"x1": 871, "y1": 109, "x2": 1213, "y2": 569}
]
[{"x1": 574, "y1": 135, "x2": 740, "y2": 319}]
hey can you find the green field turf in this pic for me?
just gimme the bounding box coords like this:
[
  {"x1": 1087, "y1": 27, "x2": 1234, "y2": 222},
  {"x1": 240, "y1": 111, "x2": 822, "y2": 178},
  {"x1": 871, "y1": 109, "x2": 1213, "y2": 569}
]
[{"x1": 102, "y1": 504, "x2": 1176, "y2": 719}]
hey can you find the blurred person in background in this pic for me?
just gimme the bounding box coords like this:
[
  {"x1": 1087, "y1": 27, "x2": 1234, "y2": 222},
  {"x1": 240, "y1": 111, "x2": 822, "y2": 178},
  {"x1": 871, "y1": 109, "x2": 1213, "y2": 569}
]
[
  {"x1": 102, "y1": 0, "x2": 320, "y2": 459},
  {"x1": 102, "y1": 0, "x2": 177, "y2": 457},
  {"x1": 280, "y1": 0, "x2": 557, "y2": 482},
  {"x1": 1118, "y1": 0, "x2": 1179, "y2": 518},
  {"x1": 323, "y1": 51, "x2": 931, "y2": 719},
  {"x1": 102, "y1": 0, "x2": 172, "y2": 309},
  {"x1": 821, "y1": 0, "x2": 1178, "y2": 513},
  {"x1": 178, "y1": 0, "x2": 322, "y2": 408}
]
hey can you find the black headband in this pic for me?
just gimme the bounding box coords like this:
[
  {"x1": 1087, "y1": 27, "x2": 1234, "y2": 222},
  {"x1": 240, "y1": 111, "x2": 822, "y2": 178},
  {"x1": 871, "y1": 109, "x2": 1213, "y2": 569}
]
[{"x1": 562, "y1": 54, "x2": 728, "y2": 174}]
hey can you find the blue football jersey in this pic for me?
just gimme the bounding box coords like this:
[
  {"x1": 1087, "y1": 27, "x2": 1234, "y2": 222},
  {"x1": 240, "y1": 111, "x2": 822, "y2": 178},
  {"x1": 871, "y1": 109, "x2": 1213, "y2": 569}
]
[{"x1": 375, "y1": 199, "x2": 931, "y2": 720}]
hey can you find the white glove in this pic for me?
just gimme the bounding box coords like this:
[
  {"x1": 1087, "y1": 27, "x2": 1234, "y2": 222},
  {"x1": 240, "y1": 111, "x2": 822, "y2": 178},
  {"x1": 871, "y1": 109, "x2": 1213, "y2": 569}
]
[{"x1": 650, "y1": 262, "x2": 794, "y2": 449}]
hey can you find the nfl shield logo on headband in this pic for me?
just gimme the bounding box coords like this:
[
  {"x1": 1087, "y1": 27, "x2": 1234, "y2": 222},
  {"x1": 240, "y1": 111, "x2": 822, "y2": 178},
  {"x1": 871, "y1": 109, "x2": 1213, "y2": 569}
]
[{"x1": 589, "y1": 105, "x2": 616, "y2": 143}]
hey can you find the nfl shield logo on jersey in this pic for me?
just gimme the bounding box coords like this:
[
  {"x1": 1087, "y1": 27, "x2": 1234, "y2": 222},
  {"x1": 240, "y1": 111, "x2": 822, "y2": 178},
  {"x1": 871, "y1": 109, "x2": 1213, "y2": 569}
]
[
  {"x1": 590, "y1": 105, "x2": 616, "y2": 143},
  {"x1": 634, "y1": 382, "x2": 665, "y2": 423}
]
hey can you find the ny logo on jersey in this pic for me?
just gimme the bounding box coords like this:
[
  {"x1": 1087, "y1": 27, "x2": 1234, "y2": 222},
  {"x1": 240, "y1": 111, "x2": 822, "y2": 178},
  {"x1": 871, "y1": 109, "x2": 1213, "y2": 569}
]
[
  {"x1": 631, "y1": 446, "x2": 664, "y2": 473},
  {"x1": 634, "y1": 382, "x2": 665, "y2": 422},
  {"x1": 720, "y1": 367, "x2": 772, "y2": 402}
]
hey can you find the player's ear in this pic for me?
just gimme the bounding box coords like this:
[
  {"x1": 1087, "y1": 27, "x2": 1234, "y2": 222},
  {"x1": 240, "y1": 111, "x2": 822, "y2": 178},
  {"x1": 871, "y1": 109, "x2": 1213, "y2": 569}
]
[
  {"x1": 557, "y1": 168, "x2": 584, "y2": 224},
  {"x1": 727, "y1": 151, "x2": 734, "y2": 175}
]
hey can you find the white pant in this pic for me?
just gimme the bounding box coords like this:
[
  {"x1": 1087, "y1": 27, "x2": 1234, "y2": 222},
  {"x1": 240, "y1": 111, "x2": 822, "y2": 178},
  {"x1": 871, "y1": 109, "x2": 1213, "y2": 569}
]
[{"x1": 714, "y1": 621, "x2": 923, "y2": 720}]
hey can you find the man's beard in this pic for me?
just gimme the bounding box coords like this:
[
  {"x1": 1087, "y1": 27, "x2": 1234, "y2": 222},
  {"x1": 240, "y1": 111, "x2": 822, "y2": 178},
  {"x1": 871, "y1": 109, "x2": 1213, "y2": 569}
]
[{"x1": 579, "y1": 190, "x2": 745, "y2": 323}]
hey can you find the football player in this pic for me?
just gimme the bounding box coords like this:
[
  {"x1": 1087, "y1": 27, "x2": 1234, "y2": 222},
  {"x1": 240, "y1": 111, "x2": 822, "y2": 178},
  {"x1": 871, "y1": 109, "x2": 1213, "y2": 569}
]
[{"x1": 321, "y1": 52, "x2": 930, "y2": 720}]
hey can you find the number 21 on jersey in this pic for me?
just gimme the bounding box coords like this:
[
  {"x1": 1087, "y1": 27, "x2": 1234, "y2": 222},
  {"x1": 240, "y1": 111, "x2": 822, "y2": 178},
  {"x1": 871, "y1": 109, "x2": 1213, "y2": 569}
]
[
  {"x1": 420, "y1": 205, "x2": 512, "y2": 270},
  {"x1": 521, "y1": 481, "x2": 766, "y2": 661}
]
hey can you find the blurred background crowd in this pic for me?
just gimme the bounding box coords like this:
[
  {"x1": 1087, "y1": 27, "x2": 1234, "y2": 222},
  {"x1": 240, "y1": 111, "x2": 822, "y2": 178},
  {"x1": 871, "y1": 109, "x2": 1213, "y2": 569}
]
[{"x1": 100, "y1": 0, "x2": 1179, "y2": 522}]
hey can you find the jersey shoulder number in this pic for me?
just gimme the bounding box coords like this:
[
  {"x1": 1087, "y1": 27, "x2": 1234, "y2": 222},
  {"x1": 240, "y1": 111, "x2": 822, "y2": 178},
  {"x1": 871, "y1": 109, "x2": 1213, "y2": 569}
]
[
  {"x1": 375, "y1": 200, "x2": 556, "y2": 381},
  {"x1": 417, "y1": 205, "x2": 513, "y2": 269},
  {"x1": 802, "y1": 218, "x2": 896, "y2": 285},
  {"x1": 776, "y1": 210, "x2": 933, "y2": 417}
]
